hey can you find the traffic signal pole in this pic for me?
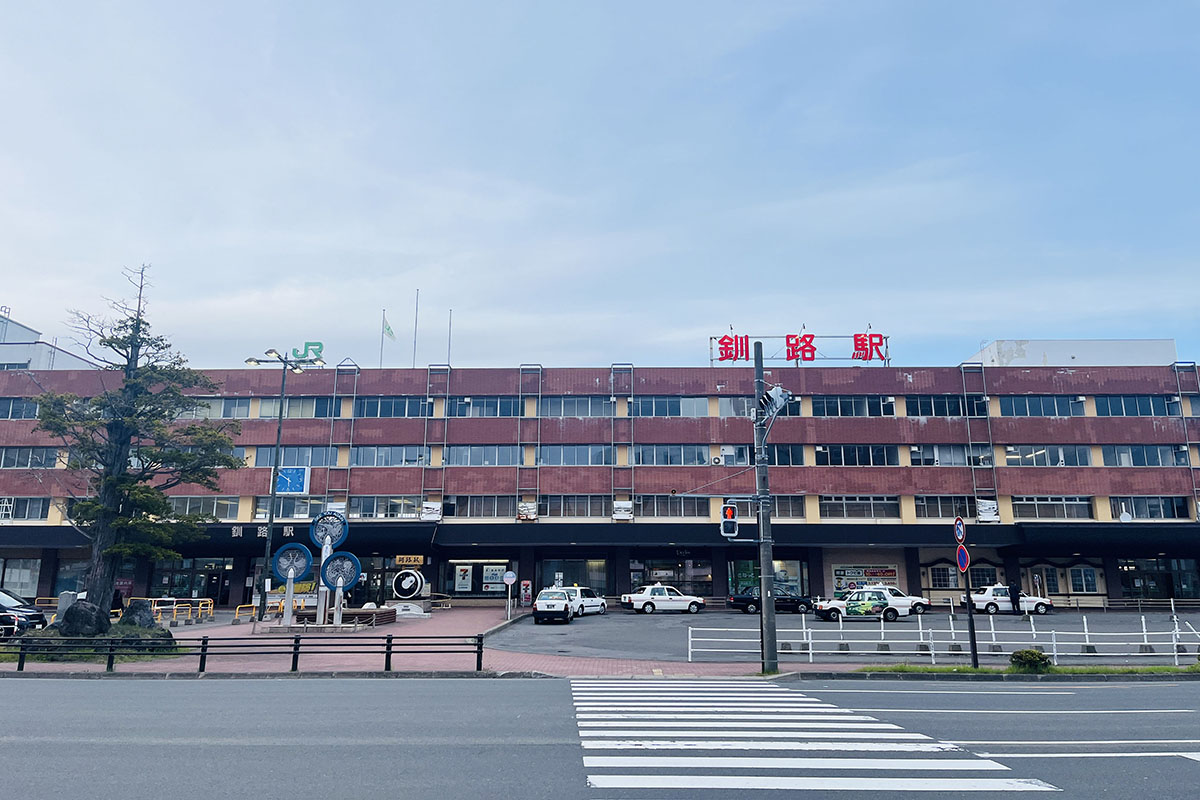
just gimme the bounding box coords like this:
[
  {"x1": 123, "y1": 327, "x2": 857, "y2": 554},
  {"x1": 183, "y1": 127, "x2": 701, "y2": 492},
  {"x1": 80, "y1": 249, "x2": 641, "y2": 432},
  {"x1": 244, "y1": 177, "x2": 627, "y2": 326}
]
[{"x1": 753, "y1": 341, "x2": 779, "y2": 673}]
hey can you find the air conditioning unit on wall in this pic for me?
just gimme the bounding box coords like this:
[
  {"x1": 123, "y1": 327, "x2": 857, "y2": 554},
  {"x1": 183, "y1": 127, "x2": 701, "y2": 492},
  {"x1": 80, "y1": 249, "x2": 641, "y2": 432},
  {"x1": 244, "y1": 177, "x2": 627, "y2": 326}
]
[
  {"x1": 711, "y1": 455, "x2": 725, "y2": 466},
  {"x1": 612, "y1": 501, "x2": 634, "y2": 521}
]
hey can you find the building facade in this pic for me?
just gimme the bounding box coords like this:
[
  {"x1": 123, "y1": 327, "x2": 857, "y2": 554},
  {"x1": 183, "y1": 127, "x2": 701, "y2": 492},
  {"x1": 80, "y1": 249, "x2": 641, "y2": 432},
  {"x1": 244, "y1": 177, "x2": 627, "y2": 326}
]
[{"x1": 1, "y1": 350, "x2": 1198, "y2": 607}]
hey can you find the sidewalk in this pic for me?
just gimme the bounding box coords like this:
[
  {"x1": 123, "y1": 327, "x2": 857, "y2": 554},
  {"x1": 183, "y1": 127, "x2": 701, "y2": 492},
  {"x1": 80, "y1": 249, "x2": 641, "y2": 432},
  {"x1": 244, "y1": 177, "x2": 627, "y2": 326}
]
[{"x1": 0, "y1": 607, "x2": 866, "y2": 678}]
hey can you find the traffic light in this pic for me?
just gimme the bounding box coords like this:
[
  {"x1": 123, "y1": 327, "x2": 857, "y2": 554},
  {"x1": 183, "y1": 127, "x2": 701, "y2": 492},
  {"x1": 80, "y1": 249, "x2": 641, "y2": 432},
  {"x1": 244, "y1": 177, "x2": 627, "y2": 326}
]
[
  {"x1": 720, "y1": 503, "x2": 738, "y2": 538},
  {"x1": 759, "y1": 385, "x2": 792, "y2": 418}
]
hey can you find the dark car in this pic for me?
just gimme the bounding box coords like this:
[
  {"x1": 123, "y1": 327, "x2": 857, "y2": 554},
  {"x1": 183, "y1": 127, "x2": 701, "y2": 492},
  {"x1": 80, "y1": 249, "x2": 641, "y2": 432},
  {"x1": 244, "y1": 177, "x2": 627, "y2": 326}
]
[
  {"x1": 726, "y1": 585, "x2": 812, "y2": 614},
  {"x1": 0, "y1": 588, "x2": 48, "y2": 632},
  {"x1": 0, "y1": 611, "x2": 17, "y2": 638}
]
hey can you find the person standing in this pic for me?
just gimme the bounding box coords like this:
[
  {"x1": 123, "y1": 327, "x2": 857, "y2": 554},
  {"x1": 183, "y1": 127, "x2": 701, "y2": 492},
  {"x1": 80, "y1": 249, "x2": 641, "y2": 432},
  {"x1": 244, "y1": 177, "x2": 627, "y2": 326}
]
[{"x1": 1009, "y1": 579, "x2": 1023, "y2": 615}]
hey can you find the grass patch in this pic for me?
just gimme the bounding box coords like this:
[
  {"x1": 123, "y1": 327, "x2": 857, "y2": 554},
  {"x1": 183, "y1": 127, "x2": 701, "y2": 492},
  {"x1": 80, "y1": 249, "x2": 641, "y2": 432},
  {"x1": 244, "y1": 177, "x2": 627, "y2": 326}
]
[
  {"x1": 860, "y1": 662, "x2": 1200, "y2": 675},
  {"x1": 0, "y1": 624, "x2": 189, "y2": 664}
]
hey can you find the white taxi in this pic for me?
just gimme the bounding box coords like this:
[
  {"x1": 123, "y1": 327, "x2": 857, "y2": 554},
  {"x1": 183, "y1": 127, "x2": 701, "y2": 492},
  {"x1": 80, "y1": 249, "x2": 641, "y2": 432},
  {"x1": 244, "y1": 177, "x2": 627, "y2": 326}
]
[
  {"x1": 532, "y1": 589, "x2": 573, "y2": 624},
  {"x1": 620, "y1": 583, "x2": 706, "y2": 614},
  {"x1": 560, "y1": 586, "x2": 607, "y2": 617}
]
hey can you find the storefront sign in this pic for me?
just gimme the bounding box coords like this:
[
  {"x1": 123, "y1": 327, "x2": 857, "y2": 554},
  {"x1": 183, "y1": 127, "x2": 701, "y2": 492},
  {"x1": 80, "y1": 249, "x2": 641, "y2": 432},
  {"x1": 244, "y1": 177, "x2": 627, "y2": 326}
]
[
  {"x1": 520, "y1": 580, "x2": 533, "y2": 606},
  {"x1": 554, "y1": 571, "x2": 564, "y2": 588},
  {"x1": 832, "y1": 564, "x2": 899, "y2": 597},
  {"x1": 454, "y1": 565, "x2": 473, "y2": 592},
  {"x1": 482, "y1": 565, "x2": 506, "y2": 583},
  {"x1": 710, "y1": 332, "x2": 890, "y2": 365},
  {"x1": 394, "y1": 555, "x2": 424, "y2": 566}
]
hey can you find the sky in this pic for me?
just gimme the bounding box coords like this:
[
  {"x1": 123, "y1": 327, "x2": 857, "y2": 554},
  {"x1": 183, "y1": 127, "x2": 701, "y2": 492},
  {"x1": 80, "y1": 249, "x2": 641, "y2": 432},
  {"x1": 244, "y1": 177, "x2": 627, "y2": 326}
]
[{"x1": 1, "y1": 2, "x2": 1197, "y2": 370}]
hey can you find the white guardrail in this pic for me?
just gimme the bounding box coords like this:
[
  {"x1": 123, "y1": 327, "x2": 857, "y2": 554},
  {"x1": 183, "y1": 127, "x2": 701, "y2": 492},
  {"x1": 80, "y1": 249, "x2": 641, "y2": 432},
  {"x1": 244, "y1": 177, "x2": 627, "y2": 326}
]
[{"x1": 687, "y1": 614, "x2": 1200, "y2": 667}]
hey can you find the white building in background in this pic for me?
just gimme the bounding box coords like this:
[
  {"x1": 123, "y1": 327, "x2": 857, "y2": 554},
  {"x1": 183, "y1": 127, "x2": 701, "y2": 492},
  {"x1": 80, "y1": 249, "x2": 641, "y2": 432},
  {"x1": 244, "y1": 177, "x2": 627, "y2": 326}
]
[{"x1": 0, "y1": 307, "x2": 94, "y2": 370}]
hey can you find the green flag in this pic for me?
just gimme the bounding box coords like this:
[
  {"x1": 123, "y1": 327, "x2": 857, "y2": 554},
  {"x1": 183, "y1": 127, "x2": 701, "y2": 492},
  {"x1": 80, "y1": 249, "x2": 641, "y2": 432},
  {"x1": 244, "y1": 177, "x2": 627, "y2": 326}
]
[{"x1": 382, "y1": 313, "x2": 396, "y2": 341}]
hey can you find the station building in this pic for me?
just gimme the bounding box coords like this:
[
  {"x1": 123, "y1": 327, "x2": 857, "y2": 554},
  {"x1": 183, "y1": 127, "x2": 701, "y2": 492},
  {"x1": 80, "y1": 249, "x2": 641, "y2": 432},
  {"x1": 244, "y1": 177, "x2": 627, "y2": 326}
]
[{"x1": 0, "y1": 339, "x2": 1198, "y2": 608}]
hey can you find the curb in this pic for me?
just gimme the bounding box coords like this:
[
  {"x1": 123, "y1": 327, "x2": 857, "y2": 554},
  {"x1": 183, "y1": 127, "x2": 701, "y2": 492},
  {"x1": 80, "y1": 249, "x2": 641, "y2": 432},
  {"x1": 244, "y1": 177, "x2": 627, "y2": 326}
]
[
  {"x1": 0, "y1": 669, "x2": 549, "y2": 680},
  {"x1": 480, "y1": 612, "x2": 531, "y2": 639},
  {"x1": 778, "y1": 671, "x2": 1200, "y2": 683}
]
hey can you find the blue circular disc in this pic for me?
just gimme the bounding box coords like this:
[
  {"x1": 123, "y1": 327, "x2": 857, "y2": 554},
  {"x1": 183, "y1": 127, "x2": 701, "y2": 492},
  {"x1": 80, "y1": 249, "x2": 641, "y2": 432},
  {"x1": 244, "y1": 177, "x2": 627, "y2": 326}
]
[
  {"x1": 272, "y1": 543, "x2": 314, "y2": 584},
  {"x1": 309, "y1": 511, "x2": 349, "y2": 549},
  {"x1": 321, "y1": 551, "x2": 362, "y2": 591}
]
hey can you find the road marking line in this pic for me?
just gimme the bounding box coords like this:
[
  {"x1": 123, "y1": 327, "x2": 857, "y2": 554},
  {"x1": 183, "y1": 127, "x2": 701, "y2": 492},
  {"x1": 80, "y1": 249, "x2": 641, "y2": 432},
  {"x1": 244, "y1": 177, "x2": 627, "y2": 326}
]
[
  {"x1": 573, "y1": 707, "x2": 850, "y2": 713},
  {"x1": 578, "y1": 730, "x2": 932, "y2": 739},
  {"x1": 978, "y1": 751, "x2": 1200, "y2": 759},
  {"x1": 803, "y1": 689, "x2": 1076, "y2": 695},
  {"x1": 576, "y1": 713, "x2": 880, "y2": 721},
  {"x1": 578, "y1": 721, "x2": 902, "y2": 730},
  {"x1": 951, "y1": 739, "x2": 1200, "y2": 746},
  {"x1": 580, "y1": 740, "x2": 962, "y2": 752},
  {"x1": 585, "y1": 775, "x2": 1059, "y2": 791},
  {"x1": 852, "y1": 708, "x2": 1195, "y2": 715},
  {"x1": 583, "y1": 755, "x2": 1008, "y2": 770}
]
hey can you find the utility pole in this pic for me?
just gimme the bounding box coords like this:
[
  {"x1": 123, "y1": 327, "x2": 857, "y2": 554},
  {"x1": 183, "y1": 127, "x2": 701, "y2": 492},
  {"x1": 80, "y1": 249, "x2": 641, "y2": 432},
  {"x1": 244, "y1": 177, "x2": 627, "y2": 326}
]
[{"x1": 753, "y1": 340, "x2": 779, "y2": 673}]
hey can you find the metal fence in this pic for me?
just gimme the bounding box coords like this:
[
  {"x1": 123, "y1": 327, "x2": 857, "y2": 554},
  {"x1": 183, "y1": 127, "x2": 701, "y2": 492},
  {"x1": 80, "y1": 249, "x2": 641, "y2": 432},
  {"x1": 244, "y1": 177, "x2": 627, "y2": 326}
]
[
  {"x1": 5, "y1": 633, "x2": 485, "y2": 673},
  {"x1": 688, "y1": 614, "x2": 1200, "y2": 667}
]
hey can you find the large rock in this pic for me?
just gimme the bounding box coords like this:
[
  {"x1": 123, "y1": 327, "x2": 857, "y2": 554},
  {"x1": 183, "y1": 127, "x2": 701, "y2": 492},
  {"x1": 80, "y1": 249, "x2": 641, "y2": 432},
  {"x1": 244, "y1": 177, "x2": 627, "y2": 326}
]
[
  {"x1": 118, "y1": 598, "x2": 158, "y2": 629},
  {"x1": 58, "y1": 600, "x2": 112, "y2": 637}
]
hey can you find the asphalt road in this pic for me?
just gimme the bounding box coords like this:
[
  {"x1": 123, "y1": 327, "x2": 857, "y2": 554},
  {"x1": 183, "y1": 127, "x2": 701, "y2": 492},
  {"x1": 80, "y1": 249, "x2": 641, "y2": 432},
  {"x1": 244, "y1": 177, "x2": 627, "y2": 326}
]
[
  {"x1": 489, "y1": 607, "x2": 1200, "y2": 664},
  {"x1": 1, "y1": 677, "x2": 1197, "y2": 799}
]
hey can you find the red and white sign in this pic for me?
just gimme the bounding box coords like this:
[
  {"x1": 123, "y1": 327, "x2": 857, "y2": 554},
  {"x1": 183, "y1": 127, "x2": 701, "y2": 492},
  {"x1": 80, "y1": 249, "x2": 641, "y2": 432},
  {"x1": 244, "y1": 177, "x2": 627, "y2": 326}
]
[{"x1": 712, "y1": 332, "x2": 889, "y2": 365}]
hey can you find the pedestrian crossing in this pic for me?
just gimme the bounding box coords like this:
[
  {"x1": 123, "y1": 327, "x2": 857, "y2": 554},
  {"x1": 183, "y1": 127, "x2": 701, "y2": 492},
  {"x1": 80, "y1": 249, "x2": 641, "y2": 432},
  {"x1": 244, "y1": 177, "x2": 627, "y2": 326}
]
[{"x1": 571, "y1": 680, "x2": 1059, "y2": 794}]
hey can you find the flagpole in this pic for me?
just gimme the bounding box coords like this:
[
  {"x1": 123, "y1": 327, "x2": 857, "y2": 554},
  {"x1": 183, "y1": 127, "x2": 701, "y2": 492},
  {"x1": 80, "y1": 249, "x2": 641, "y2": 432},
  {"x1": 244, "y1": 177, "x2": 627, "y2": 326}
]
[
  {"x1": 412, "y1": 288, "x2": 420, "y2": 369},
  {"x1": 379, "y1": 308, "x2": 385, "y2": 369}
]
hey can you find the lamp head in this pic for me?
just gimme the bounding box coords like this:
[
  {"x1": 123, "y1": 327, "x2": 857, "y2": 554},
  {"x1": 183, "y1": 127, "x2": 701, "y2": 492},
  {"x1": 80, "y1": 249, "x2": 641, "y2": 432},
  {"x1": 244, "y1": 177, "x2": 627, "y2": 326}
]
[
  {"x1": 244, "y1": 358, "x2": 260, "y2": 366},
  {"x1": 290, "y1": 366, "x2": 305, "y2": 375},
  {"x1": 264, "y1": 348, "x2": 280, "y2": 359},
  {"x1": 312, "y1": 358, "x2": 325, "y2": 367}
]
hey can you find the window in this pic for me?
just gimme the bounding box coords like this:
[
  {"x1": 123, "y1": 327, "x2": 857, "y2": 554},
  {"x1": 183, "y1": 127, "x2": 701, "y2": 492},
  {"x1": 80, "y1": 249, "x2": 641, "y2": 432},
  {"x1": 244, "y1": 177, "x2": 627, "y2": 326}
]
[
  {"x1": 177, "y1": 398, "x2": 219, "y2": 419},
  {"x1": 969, "y1": 566, "x2": 997, "y2": 586},
  {"x1": 536, "y1": 445, "x2": 614, "y2": 466},
  {"x1": 814, "y1": 445, "x2": 899, "y2": 466},
  {"x1": 446, "y1": 396, "x2": 523, "y2": 417},
  {"x1": 166, "y1": 496, "x2": 239, "y2": 520},
  {"x1": 1011, "y1": 496, "x2": 1093, "y2": 519},
  {"x1": 0, "y1": 447, "x2": 57, "y2": 468},
  {"x1": 633, "y1": 495, "x2": 708, "y2": 517},
  {"x1": 915, "y1": 495, "x2": 978, "y2": 519},
  {"x1": 0, "y1": 497, "x2": 50, "y2": 520},
  {"x1": 929, "y1": 566, "x2": 959, "y2": 589},
  {"x1": 1192, "y1": 396, "x2": 1200, "y2": 417},
  {"x1": 443, "y1": 495, "x2": 517, "y2": 518},
  {"x1": 0, "y1": 362, "x2": 30, "y2": 371},
  {"x1": 0, "y1": 398, "x2": 38, "y2": 420},
  {"x1": 254, "y1": 446, "x2": 337, "y2": 467},
  {"x1": 1069, "y1": 567, "x2": 1098, "y2": 593},
  {"x1": 818, "y1": 495, "x2": 901, "y2": 518},
  {"x1": 353, "y1": 396, "x2": 433, "y2": 418},
  {"x1": 811, "y1": 395, "x2": 895, "y2": 417},
  {"x1": 442, "y1": 445, "x2": 522, "y2": 466},
  {"x1": 221, "y1": 398, "x2": 250, "y2": 419},
  {"x1": 765, "y1": 444, "x2": 804, "y2": 466},
  {"x1": 177, "y1": 444, "x2": 246, "y2": 463},
  {"x1": 773, "y1": 496, "x2": 806, "y2": 518},
  {"x1": 254, "y1": 496, "x2": 325, "y2": 519},
  {"x1": 719, "y1": 445, "x2": 752, "y2": 467},
  {"x1": 1004, "y1": 445, "x2": 1091, "y2": 467},
  {"x1": 537, "y1": 495, "x2": 613, "y2": 517},
  {"x1": 774, "y1": 398, "x2": 805, "y2": 417},
  {"x1": 910, "y1": 444, "x2": 993, "y2": 466},
  {"x1": 258, "y1": 397, "x2": 341, "y2": 419},
  {"x1": 349, "y1": 446, "x2": 429, "y2": 467},
  {"x1": 1095, "y1": 395, "x2": 1181, "y2": 417},
  {"x1": 182, "y1": 398, "x2": 249, "y2": 419},
  {"x1": 1101, "y1": 444, "x2": 1189, "y2": 467},
  {"x1": 537, "y1": 396, "x2": 614, "y2": 417},
  {"x1": 629, "y1": 396, "x2": 708, "y2": 417},
  {"x1": 348, "y1": 496, "x2": 422, "y2": 519},
  {"x1": 718, "y1": 397, "x2": 754, "y2": 418},
  {"x1": 1109, "y1": 496, "x2": 1190, "y2": 520},
  {"x1": 905, "y1": 395, "x2": 988, "y2": 417},
  {"x1": 631, "y1": 444, "x2": 709, "y2": 466},
  {"x1": 999, "y1": 396, "x2": 1084, "y2": 417}
]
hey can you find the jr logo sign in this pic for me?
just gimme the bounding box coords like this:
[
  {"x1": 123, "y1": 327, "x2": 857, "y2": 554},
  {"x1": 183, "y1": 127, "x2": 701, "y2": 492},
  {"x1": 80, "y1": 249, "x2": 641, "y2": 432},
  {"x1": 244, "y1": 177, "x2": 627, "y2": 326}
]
[{"x1": 292, "y1": 341, "x2": 324, "y2": 360}]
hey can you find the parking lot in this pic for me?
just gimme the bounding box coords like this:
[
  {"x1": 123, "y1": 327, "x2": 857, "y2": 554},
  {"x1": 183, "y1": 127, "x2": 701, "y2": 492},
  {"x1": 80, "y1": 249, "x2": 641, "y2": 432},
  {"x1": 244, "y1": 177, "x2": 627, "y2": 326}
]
[{"x1": 488, "y1": 605, "x2": 1200, "y2": 664}]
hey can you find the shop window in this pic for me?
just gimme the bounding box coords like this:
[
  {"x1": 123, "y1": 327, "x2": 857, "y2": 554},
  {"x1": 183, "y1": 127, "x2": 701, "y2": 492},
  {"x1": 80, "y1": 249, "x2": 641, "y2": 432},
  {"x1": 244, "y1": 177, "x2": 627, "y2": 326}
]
[
  {"x1": 541, "y1": 559, "x2": 607, "y2": 591},
  {"x1": 929, "y1": 566, "x2": 959, "y2": 589},
  {"x1": 629, "y1": 558, "x2": 712, "y2": 597},
  {"x1": 969, "y1": 566, "x2": 997, "y2": 587},
  {"x1": 1069, "y1": 567, "x2": 1098, "y2": 593}
]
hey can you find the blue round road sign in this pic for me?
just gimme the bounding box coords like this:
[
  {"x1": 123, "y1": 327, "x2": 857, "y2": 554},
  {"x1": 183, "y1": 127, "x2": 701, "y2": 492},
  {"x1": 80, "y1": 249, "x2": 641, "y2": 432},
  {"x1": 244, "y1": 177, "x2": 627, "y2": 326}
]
[
  {"x1": 953, "y1": 516, "x2": 966, "y2": 543},
  {"x1": 956, "y1": 543, "x2": 970, "y2": 573}
]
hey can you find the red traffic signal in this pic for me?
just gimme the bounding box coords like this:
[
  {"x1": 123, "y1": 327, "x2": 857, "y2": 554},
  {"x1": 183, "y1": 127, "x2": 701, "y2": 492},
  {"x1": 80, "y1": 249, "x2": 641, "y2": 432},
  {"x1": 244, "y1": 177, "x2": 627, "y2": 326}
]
[{"x1": 720, "y1": 503, "x2": 738, "y2": 538}]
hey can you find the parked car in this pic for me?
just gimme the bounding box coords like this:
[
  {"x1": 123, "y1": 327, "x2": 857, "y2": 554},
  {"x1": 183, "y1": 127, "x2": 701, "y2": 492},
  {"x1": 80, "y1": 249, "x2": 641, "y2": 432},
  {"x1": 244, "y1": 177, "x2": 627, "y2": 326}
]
[
  {"x1": 860, "y1": 584, "x2": 932, "y2": 615},
  {"x1": 0, "y1": 588, "x2": 47, "y2": 632},
  {"x1": 726, "y1": 585, "x2": 812, "y2": 615},
  {"x1": 620, "y1": 583, "x2": 705, "y2": 614},
  {"x1": 962, "y1": 584, "x2": 1053, "y2": 615},
  {"x1": 559, "y1": 586, "x2": 607, "y2": 618},
  {"x1": 0, "y1": 611, "x2": 17, "y2": 638},
  {"x1": 813, "y1": 588, "x2": 911, "y2": 622},
  {"x1": 532, "y1": 588, "x2": 573, "y2": 624}
]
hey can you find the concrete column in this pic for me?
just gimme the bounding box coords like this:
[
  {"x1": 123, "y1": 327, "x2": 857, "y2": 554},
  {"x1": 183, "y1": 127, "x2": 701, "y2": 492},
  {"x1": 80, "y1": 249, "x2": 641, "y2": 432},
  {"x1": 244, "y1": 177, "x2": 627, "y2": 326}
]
[
  {"x1": 710, "y1": 547, "x2": 729, "y2": 598},
  {"x1": 1002, "y1": 553, "x2": 1022, "y2": 589},
  {"x1": 229, "y1": 557, "x2": 251, "y2": 606},
  {"x1": 903, "y1": 547, "x2": 922, "y2": 595},
  {"x1": 614, "y1": 546, "x2": 632, "y2": 595},
  {"x1": 35, "y1": 549, "x2": 59, "y2": 598},
  {"x1": 807, "y1": 548, "x2": 825, "y2": 598},
  {"x1": 1102, "y1": 555, "x2": 1124, "y2": 599},
  {"x1": 518, "y1": 546, "x2": 536, "y2": 589}
]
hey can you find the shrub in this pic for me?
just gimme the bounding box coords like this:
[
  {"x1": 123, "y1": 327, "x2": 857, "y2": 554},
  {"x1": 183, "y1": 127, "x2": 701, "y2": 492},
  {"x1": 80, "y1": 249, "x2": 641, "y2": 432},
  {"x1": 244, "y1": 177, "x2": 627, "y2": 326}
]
[{"x1": 1009, "y1": 648, "x2": 1052, "y2": 673}]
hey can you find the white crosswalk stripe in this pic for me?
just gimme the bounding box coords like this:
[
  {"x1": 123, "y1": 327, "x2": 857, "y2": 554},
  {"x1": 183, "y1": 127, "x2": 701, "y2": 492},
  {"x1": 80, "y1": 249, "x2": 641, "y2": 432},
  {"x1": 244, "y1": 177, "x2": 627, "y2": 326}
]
[{"x1": 571, "y1": 680, "x2": 1060, "y2": 795}]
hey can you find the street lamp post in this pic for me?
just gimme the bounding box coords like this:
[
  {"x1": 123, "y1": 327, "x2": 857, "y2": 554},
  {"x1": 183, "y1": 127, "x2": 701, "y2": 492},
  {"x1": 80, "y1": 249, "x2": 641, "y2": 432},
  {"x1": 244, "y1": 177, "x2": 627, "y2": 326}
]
[
  {"x1": 753, "y1": 340, "x2": 779, "y2": 673},
  {"x1": 244, "y1": 348, "x2": 324, "y2": 622}
]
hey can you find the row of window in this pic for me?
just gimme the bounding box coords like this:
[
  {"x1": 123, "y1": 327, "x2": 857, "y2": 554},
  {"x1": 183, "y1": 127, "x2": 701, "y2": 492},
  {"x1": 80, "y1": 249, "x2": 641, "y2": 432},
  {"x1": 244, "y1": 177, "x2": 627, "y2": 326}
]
[
  {"x1": 929, "y1": 565, "x2": 1098, "y2": 594},
  {"x1": 158, "y1": 392, "x2": 1200, "y2": 421}
]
